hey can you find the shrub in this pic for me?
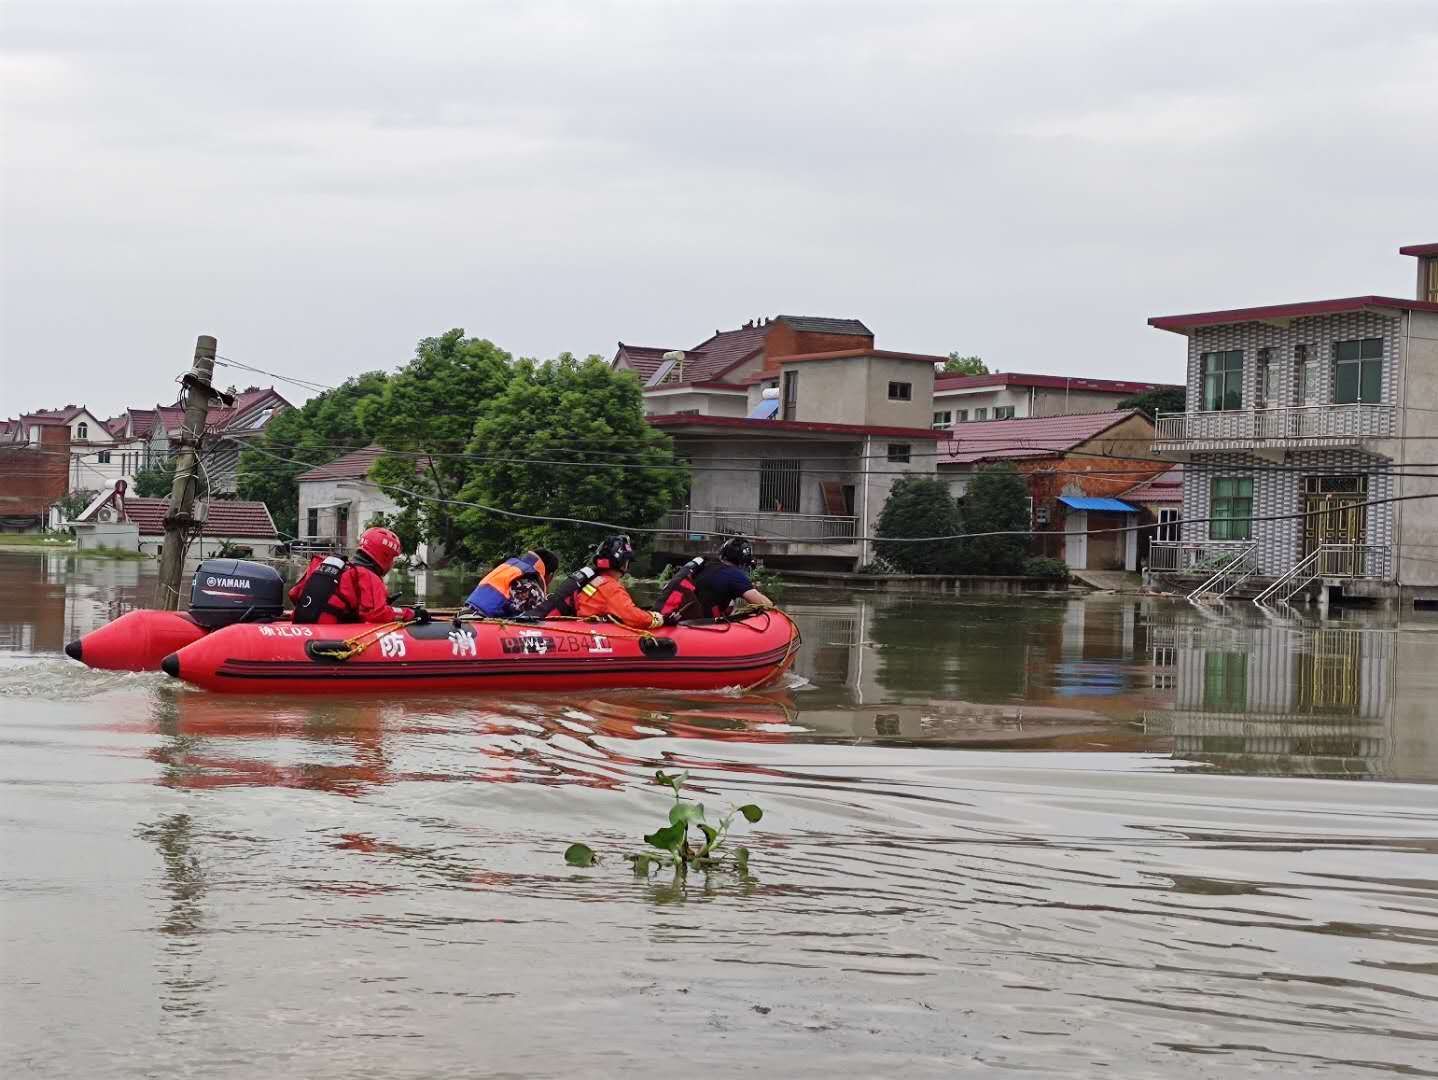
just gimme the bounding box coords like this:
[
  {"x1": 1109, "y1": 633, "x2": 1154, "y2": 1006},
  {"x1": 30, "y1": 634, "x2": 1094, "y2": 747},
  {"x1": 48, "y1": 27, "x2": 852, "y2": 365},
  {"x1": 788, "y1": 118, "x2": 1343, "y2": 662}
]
[
  {"x1": 874, "y1": 477, "x2": 963, "y2": 574},
  {"x1": 1022, "y1": 556, "x2": 1070, "y2": 580},
  {"x1": 957, "y1": 465, "x2": 1030, "y2": 574}
]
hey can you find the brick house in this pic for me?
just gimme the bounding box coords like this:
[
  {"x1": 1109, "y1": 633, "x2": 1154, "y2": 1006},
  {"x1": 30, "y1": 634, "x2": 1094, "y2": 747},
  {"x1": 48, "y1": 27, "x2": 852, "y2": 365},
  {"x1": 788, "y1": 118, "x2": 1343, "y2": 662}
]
[
  {"x1": 0, "y1": 421, "x2": 71, "y2": 531},
  {"x1": 937, "y1": 410, "x2": 1167, "y2": 571},
  {"x1": 70, "y1": 482, "x2": 282, "y2": 557},
  {"x1": 1148, "y1": 242, "x2": 1438, "y2": 601}
]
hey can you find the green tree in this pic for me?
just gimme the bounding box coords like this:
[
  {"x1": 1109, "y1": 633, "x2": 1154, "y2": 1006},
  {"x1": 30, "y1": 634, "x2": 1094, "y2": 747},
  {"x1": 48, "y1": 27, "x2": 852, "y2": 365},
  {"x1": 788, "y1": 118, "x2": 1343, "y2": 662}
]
[
  {"x1": 132, "y1": 459, "x2": 174, "y2": 497},
  {"x1": 957, "y1": 465, "x2": 1030, "y2": 573},
  {"x1": 236, "y1": 371, "x2": 391, "y2": 536},
  {"x1": 364, "y1": 329, "x2": 513, "y2": 556},
  {"x1": 873, "y1": 476, "x2": 964, "y2": 574},
  {"x1": 941, "y1": 353, "x2": 988, "y2": 376},
  {"x1": 1117, "y1": 386, "x2": 1184, "y2": 416},
  {"x1": 452, "y1": 354, "x2": 688, "y2": 569},
  {"x1": 54, "y1": 488, "x2": 99, "y2": 520}
]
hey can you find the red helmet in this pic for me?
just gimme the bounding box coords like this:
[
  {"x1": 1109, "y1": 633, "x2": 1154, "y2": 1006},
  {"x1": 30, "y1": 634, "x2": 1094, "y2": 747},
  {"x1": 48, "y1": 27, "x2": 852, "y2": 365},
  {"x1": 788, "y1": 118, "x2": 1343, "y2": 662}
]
[{"x1": 356, "y1": 527, "x2": 403, "y2": 574}]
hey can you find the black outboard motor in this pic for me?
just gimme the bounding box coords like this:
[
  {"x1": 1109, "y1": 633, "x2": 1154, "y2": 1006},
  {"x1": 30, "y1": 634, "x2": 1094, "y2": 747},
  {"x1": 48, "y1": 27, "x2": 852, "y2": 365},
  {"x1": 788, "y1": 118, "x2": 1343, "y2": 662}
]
[{"x1": 188, "y1": 559, "x2": 286, "y2": 628}]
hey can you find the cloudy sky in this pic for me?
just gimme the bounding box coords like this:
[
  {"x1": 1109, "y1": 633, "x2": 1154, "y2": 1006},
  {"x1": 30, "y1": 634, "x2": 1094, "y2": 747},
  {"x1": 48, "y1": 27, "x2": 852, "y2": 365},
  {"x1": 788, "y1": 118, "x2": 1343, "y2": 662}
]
[{"x1": 2, "y1": 0, "x2": 1434, "y2": 414}]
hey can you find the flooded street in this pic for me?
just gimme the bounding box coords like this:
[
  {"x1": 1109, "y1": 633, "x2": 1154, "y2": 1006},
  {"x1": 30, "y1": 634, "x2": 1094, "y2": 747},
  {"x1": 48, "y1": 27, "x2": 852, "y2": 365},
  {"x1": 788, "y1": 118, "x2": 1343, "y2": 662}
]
[{"x1": 3, "y1": 550, "x2": 1437, "y2": 1077}]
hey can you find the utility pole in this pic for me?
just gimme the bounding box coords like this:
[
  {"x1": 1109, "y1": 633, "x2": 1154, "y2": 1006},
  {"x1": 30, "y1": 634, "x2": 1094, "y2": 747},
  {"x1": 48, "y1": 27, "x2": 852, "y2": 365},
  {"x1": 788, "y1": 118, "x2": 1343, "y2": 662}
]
[{"x1": 157, "y1": 335, "x2": 224, "y2": 610}]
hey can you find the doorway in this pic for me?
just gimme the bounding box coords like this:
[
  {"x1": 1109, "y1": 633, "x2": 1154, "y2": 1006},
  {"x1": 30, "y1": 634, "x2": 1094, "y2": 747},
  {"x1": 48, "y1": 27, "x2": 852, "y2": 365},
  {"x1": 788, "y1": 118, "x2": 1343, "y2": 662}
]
[{"x1": 1301, "y1": 476, "x2": 1367, "y2": 575}]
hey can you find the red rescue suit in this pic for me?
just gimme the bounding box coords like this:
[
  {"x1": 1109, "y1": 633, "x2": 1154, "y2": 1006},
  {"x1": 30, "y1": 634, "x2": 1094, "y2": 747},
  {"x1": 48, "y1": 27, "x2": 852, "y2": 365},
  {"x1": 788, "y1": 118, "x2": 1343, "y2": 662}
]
[{"x1": 288, "y1": 556, "x2": 414, "y2": 624}]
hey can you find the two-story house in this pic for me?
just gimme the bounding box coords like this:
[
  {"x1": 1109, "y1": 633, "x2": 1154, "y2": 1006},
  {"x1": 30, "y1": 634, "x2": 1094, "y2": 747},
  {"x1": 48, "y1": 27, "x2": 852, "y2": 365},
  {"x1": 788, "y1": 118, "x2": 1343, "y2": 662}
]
[
  {"x1": 1148, "y1": 242, "x2": 1438, "y2": 603},
  {"x1": 932, "y1": 372, "x2": 1179, "y2": 428},
  {"x1": 615, "y1": 316, "x2": 941, "y2": 569}
]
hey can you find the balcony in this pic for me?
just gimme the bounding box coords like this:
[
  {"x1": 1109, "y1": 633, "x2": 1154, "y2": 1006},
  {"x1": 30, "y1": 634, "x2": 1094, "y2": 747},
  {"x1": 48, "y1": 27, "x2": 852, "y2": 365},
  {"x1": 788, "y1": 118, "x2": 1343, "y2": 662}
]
[
  {"x1": 1150, "y1": 540, "x2": 1392, "y2": 581},
  {"x1": 1153, "y1": 404, "x2": 1395, "y2": 452},
  {"x1": 660, "y1": 508, "x2": 859, "y2": 546}
]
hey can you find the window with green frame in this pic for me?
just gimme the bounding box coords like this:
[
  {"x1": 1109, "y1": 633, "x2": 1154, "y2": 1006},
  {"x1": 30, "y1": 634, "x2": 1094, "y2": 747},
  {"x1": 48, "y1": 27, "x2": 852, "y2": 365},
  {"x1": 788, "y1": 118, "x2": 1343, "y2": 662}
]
[
  {"x1": 1209, "y1": 477, "x2": 1253, "y2": 540},
  {"x1": 1333, "y1": 337, "x2": 1383, "y2": 404},
  {"x1": 1200, "y1": 349, "x2": 1243, "y2": 411}
]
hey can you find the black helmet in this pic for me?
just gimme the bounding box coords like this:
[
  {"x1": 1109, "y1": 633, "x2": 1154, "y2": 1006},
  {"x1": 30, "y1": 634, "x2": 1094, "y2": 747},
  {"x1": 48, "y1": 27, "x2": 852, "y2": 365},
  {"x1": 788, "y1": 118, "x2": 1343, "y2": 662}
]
[
  {"x1": 533, "y1": 547, "x2": 559, "y2": 579},
  {"x1": 594, "y1": 534, "x2": 635, "y2": 572},
  {"x1": 719, "y1": 537, "x2": 755, "y2": 568}
]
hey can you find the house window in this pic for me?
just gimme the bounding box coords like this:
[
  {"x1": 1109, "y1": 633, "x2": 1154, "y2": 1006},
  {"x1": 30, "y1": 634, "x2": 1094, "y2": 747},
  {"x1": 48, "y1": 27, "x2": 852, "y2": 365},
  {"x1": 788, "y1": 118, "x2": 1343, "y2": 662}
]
[
  {"x1": 994, "y1": 406, "x2": 1015, "y2": 420},
  {"x1": 1333, "y1": 337, "x2": 1383, "y2": 404},
  {"x1": 932, "y1": 410, "x2": 952, "y2": 429},
  {"x1": 973, "y1": 407, "x2": 989, "y2": 421},
  {"x1": 673, "y1": 408, "x2": 700, "y2": 415},
  {"x1": 1256, "y1": 347, "x2": 1273, "y2": 405},
  {"x1": 306, "y1": 508, "x2": 319, "y2": 537},
  {"x1": 1294, "y1": 344, "x2": 1312, "y2": 406},
  {"x1": 759, "y1": 457, "x2": 801, "y2": 512},
  {"x1": 1157, "y1": 508, "x2": 1182, "y2": 543},
  {"x1": 781, "y1": 371, "x2": 798, "y2": 421},
  {"x1": 76, "y1": 422, "x2": 88, "y2": 440},
  {"x1": 97, "y1": 450, "x2": 111, "y2": 464},
  {"x1": 1209, "y1": 477, "x2": 1253, "y2": 540},
  {"x1": 886, "y1": 443, "x2": 911, "y2": 463},
  {"x1": 954, "y1": 409, "x2": 968, "y2": 423},
  {"x1": 1201, "y1": 349, "x2": 1244, "y2": 411},
  {"x1": 888, "y1": 381, "x2": 912, "y2": 401}
]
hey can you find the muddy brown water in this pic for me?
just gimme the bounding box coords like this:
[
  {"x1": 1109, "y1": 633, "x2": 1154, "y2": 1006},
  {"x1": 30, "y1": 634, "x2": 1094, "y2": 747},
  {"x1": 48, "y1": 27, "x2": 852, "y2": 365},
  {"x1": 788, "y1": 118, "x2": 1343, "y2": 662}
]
[{"x1": 2, "y1": 549, "x2": 1437, "y2": 1077}]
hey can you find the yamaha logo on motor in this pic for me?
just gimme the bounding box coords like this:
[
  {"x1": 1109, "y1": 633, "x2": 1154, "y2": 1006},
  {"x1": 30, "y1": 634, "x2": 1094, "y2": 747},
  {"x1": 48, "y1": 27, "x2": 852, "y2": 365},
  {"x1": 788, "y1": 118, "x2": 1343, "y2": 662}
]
[{"x1": 206, "y1": 576, "x2": 251, "y2": 589}]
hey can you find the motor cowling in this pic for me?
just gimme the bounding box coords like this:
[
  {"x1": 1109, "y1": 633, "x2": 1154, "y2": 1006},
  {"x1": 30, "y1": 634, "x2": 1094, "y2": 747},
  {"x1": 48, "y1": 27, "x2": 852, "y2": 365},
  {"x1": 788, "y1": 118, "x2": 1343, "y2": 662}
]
[{"x1": 189, "y1": 559, "x2": 286, "y2": 629}]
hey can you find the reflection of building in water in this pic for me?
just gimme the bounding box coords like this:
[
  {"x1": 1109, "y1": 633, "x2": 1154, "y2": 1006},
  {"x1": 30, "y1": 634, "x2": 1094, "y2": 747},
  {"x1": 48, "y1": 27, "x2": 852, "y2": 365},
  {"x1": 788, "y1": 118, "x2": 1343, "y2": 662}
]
[
  {"x1": 1153, "y1": 617, "x2": 1411, "y2": 778},
  {"x1": 0, "y1": 551, "x2": 149, "y2": 655}
]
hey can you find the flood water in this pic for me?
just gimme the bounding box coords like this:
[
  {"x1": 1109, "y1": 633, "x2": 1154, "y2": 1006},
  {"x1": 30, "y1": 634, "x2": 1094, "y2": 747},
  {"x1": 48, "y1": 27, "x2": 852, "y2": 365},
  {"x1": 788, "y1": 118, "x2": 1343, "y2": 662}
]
[{"x1": 2, "y1": 549, "x2": 1437, "y2": 1077}]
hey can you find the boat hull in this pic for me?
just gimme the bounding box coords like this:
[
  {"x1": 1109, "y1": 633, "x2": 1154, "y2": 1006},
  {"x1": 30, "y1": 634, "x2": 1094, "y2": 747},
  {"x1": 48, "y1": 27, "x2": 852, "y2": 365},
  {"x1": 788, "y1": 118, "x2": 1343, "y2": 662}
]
[
  {"x1": 162, "y1": 611, "x2": 801, "y2": 695},
  {"x1": 64, "y1": 609, "x2": 210, "y2": 671}
]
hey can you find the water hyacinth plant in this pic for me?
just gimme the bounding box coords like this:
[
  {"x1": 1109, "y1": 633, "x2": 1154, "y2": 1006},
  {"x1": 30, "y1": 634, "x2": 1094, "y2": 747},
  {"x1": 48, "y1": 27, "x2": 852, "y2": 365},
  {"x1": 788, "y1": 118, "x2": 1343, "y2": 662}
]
[{"x1": 564, "y1": 769, "x2": 763, "y2": 876}]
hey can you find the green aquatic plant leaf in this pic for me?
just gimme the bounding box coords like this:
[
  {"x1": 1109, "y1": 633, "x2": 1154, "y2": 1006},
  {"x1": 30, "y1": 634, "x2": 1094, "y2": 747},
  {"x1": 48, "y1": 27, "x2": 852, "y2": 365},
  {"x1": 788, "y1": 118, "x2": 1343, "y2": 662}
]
[
  {"x1": 737, "y1": 804, "x2": 764, "y2": 823},
  {"x1": 655, "y1": 769, "x2": 688, "y2": 793},
  {"x1": 734, "y1": 846, "x2": 750, "y2": 872},
  {"x1": 668, "y1": 801, "x2": 705, "y2": 826},
  {"x1": 564, "y1": 843, "x2": 597, "y2": 867},
  {"x1": 698, "y1": 823, "x2": 719, "y2": 852},
  {"x1": 628, "y1": 853, "x2": 662, "y2": 875},
  {"x1": 644, "y1": 822, "x2": 686, "y2": 852}
]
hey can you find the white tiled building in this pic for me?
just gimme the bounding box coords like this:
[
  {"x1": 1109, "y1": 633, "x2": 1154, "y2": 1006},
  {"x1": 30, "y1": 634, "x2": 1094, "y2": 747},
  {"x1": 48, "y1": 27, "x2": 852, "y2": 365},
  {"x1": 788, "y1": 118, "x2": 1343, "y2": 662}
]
[{"x1": 1149, "y1": 242, "x2": 1438, "y2": 600}]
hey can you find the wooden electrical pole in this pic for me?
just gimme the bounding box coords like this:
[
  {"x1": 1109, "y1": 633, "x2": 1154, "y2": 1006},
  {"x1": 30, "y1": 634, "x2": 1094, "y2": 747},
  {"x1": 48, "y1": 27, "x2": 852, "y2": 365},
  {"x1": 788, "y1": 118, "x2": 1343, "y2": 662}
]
[{"x1": 156, "y1": 335, "x2": 219, "y2": 609}]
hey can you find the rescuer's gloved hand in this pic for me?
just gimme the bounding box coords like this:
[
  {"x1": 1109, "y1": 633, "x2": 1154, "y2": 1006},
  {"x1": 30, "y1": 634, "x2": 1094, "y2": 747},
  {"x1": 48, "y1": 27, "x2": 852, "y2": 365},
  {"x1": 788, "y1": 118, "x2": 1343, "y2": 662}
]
[{"x1": 412, "y1": 605, "x2": 432, "y2": 626}]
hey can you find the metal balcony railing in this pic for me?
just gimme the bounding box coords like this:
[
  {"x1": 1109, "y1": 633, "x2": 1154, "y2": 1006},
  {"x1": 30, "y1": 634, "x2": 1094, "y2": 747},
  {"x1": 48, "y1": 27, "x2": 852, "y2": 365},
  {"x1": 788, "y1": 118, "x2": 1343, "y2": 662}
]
[
  {"x1": 660, "y1": 508, "x2": 859, "y2": 545},
  {"x1": 1148, "y1": 540, "x2": 1257, "y2": 575},
  {"x1": 1185, "y1": 543, "x2": 1259, "y2": 602},
  {"x1": 1253, "y1": 544, "x2": 1391, "y2": 607},
  {"x1": 1154, "y1": 404, "x2": 1395, "y2": 445}
]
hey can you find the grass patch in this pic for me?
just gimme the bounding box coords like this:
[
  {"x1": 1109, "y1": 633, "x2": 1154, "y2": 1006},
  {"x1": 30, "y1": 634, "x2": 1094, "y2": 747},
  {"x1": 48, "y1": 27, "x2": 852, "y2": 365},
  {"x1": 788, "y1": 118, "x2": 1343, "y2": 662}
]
[
  {"x1": 0, "y1": 533, "x2": 75, "y2": 548},
  {"x1": 77, "y1": 546, "x2": 152, "y2": 561}
]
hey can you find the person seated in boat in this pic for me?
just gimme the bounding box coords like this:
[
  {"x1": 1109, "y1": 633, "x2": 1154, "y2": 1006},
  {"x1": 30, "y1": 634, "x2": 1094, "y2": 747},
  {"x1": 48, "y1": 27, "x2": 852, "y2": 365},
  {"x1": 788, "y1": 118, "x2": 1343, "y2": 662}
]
[
  {"x1": 572, "y1": 534, "x2": 664, "y2": 630},
  {"x1": 461, "y1": 547, "x2": 558, "y2": 617},
  {"x1": 289, "y1": 526, "x2": 430, "y2": 625},
  {"x1": 657, "y1": 537, "x2": 773, "y2": 623}
]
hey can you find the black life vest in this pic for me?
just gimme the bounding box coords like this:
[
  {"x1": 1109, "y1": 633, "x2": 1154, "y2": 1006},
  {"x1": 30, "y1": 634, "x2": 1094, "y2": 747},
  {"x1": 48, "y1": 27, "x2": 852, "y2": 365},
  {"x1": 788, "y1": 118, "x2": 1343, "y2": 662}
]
[
  {"x1": 656, "y1": 557, "x2": 720, "y2": 621},
  {"x1": 529, "y1": 565, "x2": 599, "y2": 619},
  {"x1": 292, "y1": 555, "x2": 360, "y2": 624}
]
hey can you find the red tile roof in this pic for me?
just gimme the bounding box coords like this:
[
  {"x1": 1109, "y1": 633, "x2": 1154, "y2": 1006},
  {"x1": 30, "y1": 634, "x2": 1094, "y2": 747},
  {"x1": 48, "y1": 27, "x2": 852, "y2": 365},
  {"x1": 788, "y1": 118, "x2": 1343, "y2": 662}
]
[
  {"x1": 296, "y1": 445, "x2": 387, "y2": 482},
  {"x1": 618, "y1": 316, "x2": 873, "y2": 389},
  {"x1": 1149, "y1": 296, "x2": 1438, "y2": 334},
  {"x1": 647, "y1": 414, "x2": 942, "y2": 440},
  {"x1": 934, "y1": 372, "x2": 1178, "y2": 394},
  {"x1": 1399, "y1": 242, "x2": 1438, "y2": 257},
  {"x1": 941, "y1": 410, "x2": 1147, "y2": 464},
  {"x1": 1121, "y1": 464, "x2": 1183, "y2": 505},
  {"x1": 119, "y1": 496, "x2": 278, "y2": 538}
]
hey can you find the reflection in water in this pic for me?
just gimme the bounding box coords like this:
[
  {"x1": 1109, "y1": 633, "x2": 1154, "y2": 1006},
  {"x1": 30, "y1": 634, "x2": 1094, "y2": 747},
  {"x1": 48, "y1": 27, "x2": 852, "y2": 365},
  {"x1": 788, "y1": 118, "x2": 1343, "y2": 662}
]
[{"x1": 5, "y1": 551, "x2": 1438, "y2": 1077}]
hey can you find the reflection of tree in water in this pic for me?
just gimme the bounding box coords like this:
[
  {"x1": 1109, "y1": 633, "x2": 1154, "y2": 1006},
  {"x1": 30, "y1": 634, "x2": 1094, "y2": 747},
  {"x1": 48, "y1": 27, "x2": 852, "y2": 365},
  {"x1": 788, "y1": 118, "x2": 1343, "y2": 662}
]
[{"x1": 870, "y1": 601, "x2": 1064, "y2": 701}]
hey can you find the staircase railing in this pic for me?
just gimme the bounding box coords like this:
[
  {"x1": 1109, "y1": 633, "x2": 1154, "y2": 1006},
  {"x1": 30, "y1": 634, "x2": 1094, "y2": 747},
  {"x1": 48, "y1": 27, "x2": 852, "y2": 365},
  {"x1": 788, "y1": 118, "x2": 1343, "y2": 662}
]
[
  {"x1": 1253, "y1": 543, "x2": 1386, "y2": 608},
  {"x1": 1186, "y1": 543, "x2": 1259, "y2": 602},
  {"x1": 1253, "y1": 547, "x2": 1323, "y2": 607}
]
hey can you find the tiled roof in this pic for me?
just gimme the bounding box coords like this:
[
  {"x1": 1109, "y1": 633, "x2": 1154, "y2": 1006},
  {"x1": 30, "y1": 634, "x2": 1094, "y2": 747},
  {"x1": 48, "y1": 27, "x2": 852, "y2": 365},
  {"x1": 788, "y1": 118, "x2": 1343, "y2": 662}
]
[
  {"x1": 1149, "y1": 296, "x2": 1438, "y2": 334},
  {"x1": 1399, "y1": 242, "x2": 1438, "y2": 257},
  {"x1": 681, "y1": 323, "x2": 769, "y2": 382},
  {"x1": 935, "y1": 372, "x2": 1178, "y2": 394},
  {"x1": 776, "y1": 315, "x2": 872, "y2": 336},
  {"x1": 780, "y1": 348, "x2": 948, "y2": 365},
  {"x1": 119, "y1": 496, "x2": 279, "y2": 538},
  {"x1": 296, "y1": 445, "x2": 385, "y2": 482},
  {"x1": 26, "y1": 406, "x2": 88, "y2": 422},
  {"x1": 942, "y1": 410, "x2": 1147, "y2": 464},
  {"x1": 1122, "y1": 464, "x2": 1183, "y2": 504}
]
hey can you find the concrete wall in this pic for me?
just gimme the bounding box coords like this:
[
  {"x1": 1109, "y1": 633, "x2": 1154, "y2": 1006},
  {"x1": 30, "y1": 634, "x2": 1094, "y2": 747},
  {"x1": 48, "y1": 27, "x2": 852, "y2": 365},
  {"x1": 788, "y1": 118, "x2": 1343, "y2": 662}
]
[
  {"x1": 297, "y1": 478, "x2": 404, "y2": 547},
  {"x1": 643, "y1": 389, "x2": 748, "y2": 417},
  {"x1": 782, "y1": 356, "x2": 934, "y2": 428},
  {"x1": 136, "y1": 535, "x2": 284, "y2": 559},
  {"x1": 933, "y1": 385, "x2": 1139, "y2": 422},
  {"x1": 75, "y1": 522, "x2": 140, "y2": 551},
  {"x1": 1394, "y1": 310, "x2": 1438, "y2": 587}
]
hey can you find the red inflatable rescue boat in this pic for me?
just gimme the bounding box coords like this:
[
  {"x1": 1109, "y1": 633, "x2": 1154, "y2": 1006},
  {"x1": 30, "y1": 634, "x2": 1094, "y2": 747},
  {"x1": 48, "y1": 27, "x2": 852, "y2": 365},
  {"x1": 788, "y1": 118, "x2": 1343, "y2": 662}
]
[{"x1": 161, "y1": 611, "x2": 801, "y2": 695}]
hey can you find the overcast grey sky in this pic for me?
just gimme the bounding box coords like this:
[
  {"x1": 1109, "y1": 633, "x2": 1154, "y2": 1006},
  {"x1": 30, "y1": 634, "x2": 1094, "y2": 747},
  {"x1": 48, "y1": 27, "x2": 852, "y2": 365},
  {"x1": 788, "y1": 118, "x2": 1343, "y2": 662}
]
[{"x1": 2, "y1": 0, "x2": 1434, "y2": 414}]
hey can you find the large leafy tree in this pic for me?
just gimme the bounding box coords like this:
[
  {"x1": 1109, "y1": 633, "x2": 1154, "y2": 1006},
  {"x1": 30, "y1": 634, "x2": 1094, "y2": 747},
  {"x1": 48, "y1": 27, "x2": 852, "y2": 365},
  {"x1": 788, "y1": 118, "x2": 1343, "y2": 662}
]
[
  {"x1": 873, "y1": 476, "x2": 964, "y2": 573},
  {"x1": 941, "y1": 353, "x2": 988, "y2": 376},
  {"x1": 452, "y1": 354, "x2": 688, "y2": 569},
  {"x1": 958, "y1": 464, "x2": 1031, "y2": 573},
  {"x1": 236, "y1": 370, "x2": 390, "y2": 536},
  {"x1": 1117, "y1": 385, "x2": 1185, "y2": 416},
  {"x1": 364, "y1": 329, "x2": 513, "y2": 556}
]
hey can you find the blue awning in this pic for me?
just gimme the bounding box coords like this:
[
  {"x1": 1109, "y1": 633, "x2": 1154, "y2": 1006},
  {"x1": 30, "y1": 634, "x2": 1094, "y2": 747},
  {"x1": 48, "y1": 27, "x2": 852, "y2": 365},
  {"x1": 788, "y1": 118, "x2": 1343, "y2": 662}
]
[{"x1": 1058, "y1": 496, "x2": 1138, "y2": 513}]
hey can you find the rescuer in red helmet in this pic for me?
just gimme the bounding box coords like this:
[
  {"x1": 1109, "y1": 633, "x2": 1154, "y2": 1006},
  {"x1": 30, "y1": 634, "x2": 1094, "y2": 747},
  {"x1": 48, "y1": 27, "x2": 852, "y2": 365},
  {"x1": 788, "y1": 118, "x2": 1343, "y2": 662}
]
[{"x1": 289, "y1": 526, "x2": 430, "y2": 625}]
